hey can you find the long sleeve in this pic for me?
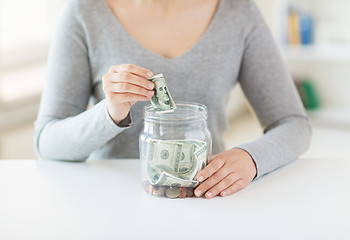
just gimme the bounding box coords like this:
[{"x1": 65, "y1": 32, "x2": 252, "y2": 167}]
[
  {"x1": 34, "y1": 0, "x2": 130, "y2": 161},
  {"x1": 235, "y1": 1, "x2": 312, "y2": 178}
]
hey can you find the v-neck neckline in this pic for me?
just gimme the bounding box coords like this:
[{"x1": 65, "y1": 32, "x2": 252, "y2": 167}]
[{"x1": 101, "y1": 0, "x2": 224, "y2": 61}]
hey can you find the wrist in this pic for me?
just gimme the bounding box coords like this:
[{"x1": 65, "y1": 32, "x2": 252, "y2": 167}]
[
  {"x1": 106, "y1": 104, "x2": 129, "y2": 125},
  {"x1": 116, "y1": 112, "x2": 132, "y2": 128},
  {"x1": 232, "y1": 148, "x2": 257, "y2": 179}
]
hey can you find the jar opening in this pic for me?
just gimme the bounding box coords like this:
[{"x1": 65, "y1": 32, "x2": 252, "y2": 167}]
[{"x1": 144, "y1": 102, "x2": 208, "y2": 122}]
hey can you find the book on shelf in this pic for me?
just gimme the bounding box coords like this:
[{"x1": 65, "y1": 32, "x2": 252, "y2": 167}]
[
  {"x1": 286, "y1": 6, "x2": 313, "y2": 46},
  {"x1": 295, "y1": 77, "x2": 320, "y2": 110}
]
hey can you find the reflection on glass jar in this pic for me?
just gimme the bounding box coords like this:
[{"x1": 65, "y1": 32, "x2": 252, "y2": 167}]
[{"x1": 139, "y1": 102, "x2": 212, "y2": 198}]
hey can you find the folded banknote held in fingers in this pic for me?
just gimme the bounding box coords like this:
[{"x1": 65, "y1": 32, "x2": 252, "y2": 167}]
[{"x1": 148, "y1": 73, "x2": 177, "y2": 113}]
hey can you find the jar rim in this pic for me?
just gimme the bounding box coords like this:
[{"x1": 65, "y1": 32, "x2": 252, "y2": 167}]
[{"x1": 144, "y1": 101, "x2": 208, "y2": 122}]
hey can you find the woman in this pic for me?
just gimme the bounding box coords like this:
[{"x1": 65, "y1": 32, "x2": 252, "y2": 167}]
[{"x1": 34, "y1": 0, "x2": 312, "y2": 199}]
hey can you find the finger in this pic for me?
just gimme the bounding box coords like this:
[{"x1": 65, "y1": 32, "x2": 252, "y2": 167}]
[
  {"x1": 196, "y1": 157, "x2": 225, "y2": 183},
  {"x1": 220, "y1": 179, "x2": 246, "y2": 197},
  {"x1": 194, "y1": 165, "x2": 231, "y2": 197},
  {"x1": 109, "y1": 64, "x2": 153, "y2": 78},
  {"x1": 109, "y1": 82, "x2": 154, "y2": 98},
  {"x1": 205, "y1": 173, "x2": 240, "y2": 199},
  {"x1": 105, "y1": 72, "x2": 155, "y2": 90},
  {"x1": 110, "y1": 93, "x2": 151, "y2": 103}
]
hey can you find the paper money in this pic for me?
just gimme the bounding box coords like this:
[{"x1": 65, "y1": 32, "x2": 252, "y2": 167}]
[
  {"x1": 147, "y1": 163, "x2": 162, "y2": 185},
  {"x1": 156, "y1": 171, "x2": 199, "y2": 188},
  {"x1": 194, "y1": 143, "x2": 208, "y2": 173},
  {"x1": 148, "y1": 73, "x2": 176, "y2": 113},
  {"x1": 147, "y1": 140, "x2": 183, "y2": 174},
  {"x1": 143, "y1": 138, "x2": 208, "y2": 189},
  {"x1": 176, "y1": 141, "x2": 196, "y2": 174}
]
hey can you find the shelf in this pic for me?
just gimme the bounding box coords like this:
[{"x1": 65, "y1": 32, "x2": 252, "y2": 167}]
[
  {"x1": 281, "y1": 44, "x2": 350, "y2": 61},
  {"x1": 308, "y1": 107, "x2": 350, "y2": 129}
]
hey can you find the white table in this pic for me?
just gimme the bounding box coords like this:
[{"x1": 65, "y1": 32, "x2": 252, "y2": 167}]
[{"x1": 0, "y1": 158, "x2": 349, "y2": 240}]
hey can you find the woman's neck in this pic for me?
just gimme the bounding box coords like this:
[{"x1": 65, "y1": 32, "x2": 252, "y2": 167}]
[{"x1": 113, "y1": 0, "x2": 202, "y2": 14}]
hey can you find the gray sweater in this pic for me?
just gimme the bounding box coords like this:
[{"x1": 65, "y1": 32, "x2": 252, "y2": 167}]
[{"x1": 34, "y1": 0, "x2": 312, "y2": 178}]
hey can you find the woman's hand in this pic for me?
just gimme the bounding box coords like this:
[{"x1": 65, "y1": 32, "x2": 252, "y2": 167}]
[
  {"x1": 194, "y1": 148, "x2": 257, "y2": 199},
  {"x1": 102, "y1": 64, "x2": 155, "y2": 124}
]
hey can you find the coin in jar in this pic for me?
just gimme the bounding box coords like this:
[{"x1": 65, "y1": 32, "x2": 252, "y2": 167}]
[
  {"x1": 178, "y1": 187, "x2": 187, "y2": 198},
  {"x1": 143, "y1": 181, "x2": 153, "y2": 194},
  {"x1": 186, "y1": 188, "x2": 194, "y2": 197},
  {"x1": 153, "y1": 186, "x2": 165, "y2": 197},
  {"x1": 165, "y1": 187, "x2": 181, "y2": 198}
]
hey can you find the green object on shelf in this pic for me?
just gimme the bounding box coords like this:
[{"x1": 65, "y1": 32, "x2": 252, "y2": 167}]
[{"x1": 296, "y1": 78, "x2": 320, "y2": 110}]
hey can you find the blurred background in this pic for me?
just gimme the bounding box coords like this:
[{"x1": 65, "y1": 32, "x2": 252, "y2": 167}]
[{"x1": 0, "y1": 0, "x2": 349, "y2": 159}]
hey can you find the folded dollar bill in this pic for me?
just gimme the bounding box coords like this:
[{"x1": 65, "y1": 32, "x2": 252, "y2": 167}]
[{"x1": 148, "y1": 73, "x2": 176, "y2": 113}]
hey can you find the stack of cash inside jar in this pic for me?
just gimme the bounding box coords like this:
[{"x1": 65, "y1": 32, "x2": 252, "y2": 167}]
[{"x1": 142, "y1": 138, "x2": 207, "y2": 198}]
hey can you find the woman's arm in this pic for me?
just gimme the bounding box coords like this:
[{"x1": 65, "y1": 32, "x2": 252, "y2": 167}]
[
  {"x1": 194, "y1": 0, "x2": 311, "y2": 198},
  {"x1": 34, "y1": 1, "x2": 131, "y2": 161},
  {"x1": 235, "y1": 0, "x2": 312, "y2": 178}
]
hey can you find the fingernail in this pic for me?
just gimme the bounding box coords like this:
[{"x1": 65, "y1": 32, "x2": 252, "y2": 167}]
[
  {"x1": 148, "y1": 91, "x2": 154, "y2": 96},
  {"x1": 222, "y1": 191, "x2": 227, "y2": 197},
  {"x1": 195, "y1": 190, "x2": 202, "y2": 197},
  {"x1": 148, "y1": 83, "x2": 154, "y2": 89},
  {"x1": 206, "y1": 192, "x2": 212, "y2": 198},
  {"x1": 147, "y1": 72, "x2": 153, "y2": 77},
  {"x1": 198, "y1": 176, "x2": 204, "y2": 182}
]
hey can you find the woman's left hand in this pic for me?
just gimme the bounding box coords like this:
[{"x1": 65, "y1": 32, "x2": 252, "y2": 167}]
[{"x1": 194, "y1": 148, "x2": 257, "y2": 199}]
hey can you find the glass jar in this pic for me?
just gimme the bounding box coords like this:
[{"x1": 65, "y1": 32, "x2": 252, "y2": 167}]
[{"x1": 139, "y1": 102, "x2": 212, "y2": 198}]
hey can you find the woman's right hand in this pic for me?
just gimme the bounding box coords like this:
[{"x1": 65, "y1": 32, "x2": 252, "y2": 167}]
[{"x1": 102, "y1": 64, "x2": 154, "y2": 125}]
